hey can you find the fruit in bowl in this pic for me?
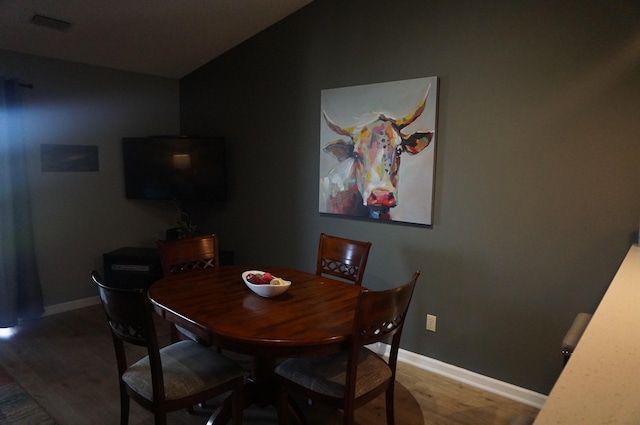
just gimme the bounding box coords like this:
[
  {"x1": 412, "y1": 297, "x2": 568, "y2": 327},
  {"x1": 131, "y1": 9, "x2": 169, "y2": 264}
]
[
  {"x1": 242, "y1": 270, "x2": 291, "y2": 297},
  {"x1": 245, "y1": 272, "x2": 274, "y2": 285}
]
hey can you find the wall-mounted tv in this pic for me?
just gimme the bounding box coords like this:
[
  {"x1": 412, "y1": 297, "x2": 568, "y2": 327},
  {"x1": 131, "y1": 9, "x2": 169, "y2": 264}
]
[{"x1": 122, "y1": 136, "x2": 226, "y2": 202}]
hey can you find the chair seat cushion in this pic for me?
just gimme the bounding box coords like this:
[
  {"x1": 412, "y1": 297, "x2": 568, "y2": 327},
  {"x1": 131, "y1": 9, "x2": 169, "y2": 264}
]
[
  {"x1": 122, "y1": 340, "x2": 245, "y2": 401},
  {"x1": 275, "y1": 347, "x2": 391, "y2": 399}
]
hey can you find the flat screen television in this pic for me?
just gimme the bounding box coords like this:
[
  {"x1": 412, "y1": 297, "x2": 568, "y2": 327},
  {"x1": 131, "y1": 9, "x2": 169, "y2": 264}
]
[{"x1": 122, "y1": 136, "x2": 226, "y2": 201}]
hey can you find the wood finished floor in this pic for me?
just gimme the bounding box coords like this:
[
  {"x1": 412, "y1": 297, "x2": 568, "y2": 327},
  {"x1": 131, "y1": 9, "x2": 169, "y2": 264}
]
[{"x1": 0, "y1": 305, "x2": 539, "y2": 425}]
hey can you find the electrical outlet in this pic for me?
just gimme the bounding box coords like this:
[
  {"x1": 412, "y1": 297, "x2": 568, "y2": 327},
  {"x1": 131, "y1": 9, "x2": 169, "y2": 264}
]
[{"x1": 426, "y1": 314, "x2": 437, "y2": 332}]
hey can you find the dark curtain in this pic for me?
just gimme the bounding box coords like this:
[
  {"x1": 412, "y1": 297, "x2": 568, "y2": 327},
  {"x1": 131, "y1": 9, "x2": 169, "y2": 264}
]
[{"x1": 0, "y1": 78, "x2": 44, "y2": 327}]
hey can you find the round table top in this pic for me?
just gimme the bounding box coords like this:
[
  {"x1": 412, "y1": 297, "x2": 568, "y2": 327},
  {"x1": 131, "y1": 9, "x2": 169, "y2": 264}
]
[{"x1": 148, "y1": 265, "x2": 363, "y2": 357}]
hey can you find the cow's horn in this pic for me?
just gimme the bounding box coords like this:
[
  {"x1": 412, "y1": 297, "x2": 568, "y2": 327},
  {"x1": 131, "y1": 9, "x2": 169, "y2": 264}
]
[
  {"x1": 323, "y1": 111, "x2": 353, "y2": 136},
  {"x1": 395, "y1": 83, "x2": 431, "y2": 130}
]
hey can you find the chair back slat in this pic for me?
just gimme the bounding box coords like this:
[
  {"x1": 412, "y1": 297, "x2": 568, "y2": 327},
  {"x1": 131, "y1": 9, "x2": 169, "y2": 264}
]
[
  {"x1": 316, "y1": 233, "x2": 372, "y2": 286},
  {"x1": 352, "y1": 271, "x2": 420, "y2": 348},
  {"x1": 157, "y1": 234, "x2": 220, "y2": 276},
  {"x1": 91, "y1": 270, "x2": 156, "y2": 347},
  {"x1": 157, "y1": 234, "x2": 220, "y2": 344}
]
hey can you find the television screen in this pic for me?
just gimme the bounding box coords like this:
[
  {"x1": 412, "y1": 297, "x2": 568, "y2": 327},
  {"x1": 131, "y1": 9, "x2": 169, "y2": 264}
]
[{"x1": 122, "y1": 136, "x2": 226, "y2": 201}]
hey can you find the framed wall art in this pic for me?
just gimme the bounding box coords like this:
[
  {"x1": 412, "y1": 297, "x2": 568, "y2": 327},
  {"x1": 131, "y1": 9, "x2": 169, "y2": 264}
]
[
  {"x1": 41, "y1": 144, "x2": 99, "y2": 172},
  {"x1": 319, "y1": 76, "x2": 438, "y2": 225}
]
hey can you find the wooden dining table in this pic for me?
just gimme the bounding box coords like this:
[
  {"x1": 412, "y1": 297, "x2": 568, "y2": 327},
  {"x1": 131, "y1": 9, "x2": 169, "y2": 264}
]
[{"x1": 147, "y1": 265, "x2": 363, "y2": 423}]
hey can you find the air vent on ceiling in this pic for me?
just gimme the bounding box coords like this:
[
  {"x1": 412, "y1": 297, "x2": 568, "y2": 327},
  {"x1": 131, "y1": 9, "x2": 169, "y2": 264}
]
[{"x1": 30, "y1": 14, "x2": 72, "y2": 31}]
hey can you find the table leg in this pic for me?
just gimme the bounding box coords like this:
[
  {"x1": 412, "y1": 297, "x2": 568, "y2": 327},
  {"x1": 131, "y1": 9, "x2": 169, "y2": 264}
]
[
  {"x1": 206, "y1": 355, "x2": 277, "y2": 424},
  {"x1": 246, "y1": 356, "x2": 277, "y2": 407},
  {"x1": 206, "y1": 355, "x2": 305, "y2": 424}
]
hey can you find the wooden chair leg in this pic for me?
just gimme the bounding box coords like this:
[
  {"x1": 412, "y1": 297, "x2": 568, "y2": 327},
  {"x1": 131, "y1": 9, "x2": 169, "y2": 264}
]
[
  {"x1": 231, "y1": 389, "x2": 243, "y2": 425},
  {"x1": 289, "y1": 395, "x2": 308, "y2": 425},
  {"x1": 385, "y1": 383, "x2": 395, "y2": 425},
  {"x1": 119, "y1": 387, "x2": 129, "y2": 425},
  {"x1": 343, "y1": 409, "x2": 355, "y2": 425},
  {"x1": 276, "y1": 388, "x2": 289, "y2": 425},
  {"x1": 153, "y1": 412, "x2": 167, "y2": 425}
]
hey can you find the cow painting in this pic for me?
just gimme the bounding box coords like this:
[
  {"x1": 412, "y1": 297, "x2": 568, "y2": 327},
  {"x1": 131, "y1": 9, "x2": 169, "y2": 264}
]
[{"x1": 319, "y1": 78, "x2": 437, "y2": 225}]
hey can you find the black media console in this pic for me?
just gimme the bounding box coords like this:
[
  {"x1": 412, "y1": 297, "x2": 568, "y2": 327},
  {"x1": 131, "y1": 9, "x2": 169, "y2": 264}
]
[{"x1": 103, "y1": 246, "x2": 234, "y2": 289}]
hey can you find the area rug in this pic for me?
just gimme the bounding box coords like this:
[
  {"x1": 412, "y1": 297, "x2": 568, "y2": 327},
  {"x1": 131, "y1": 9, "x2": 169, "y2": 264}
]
[{"x1": 0, "y1": 366, "x2": 57, "y2": 425}]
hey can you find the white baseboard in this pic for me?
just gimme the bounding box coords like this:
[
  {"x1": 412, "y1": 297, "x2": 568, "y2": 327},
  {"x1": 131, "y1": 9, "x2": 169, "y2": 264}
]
[
  {"x1": 43, "y1": 296, "x2": 100, "y2": 317},
  {"x1": 44, "y1": 298, "x2": 546, "y2": 409},
  {"x1": 368, "y1": 342, "x2": 547, "y2": 409}
]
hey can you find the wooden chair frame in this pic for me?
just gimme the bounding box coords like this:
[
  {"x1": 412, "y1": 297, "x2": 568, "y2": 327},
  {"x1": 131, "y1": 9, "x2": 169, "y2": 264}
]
[
  {"x1": 157, "y1": 234, "x2": 220, "y2": 343},
  {"x1": 276, "y1": 271, "x2": 420, "y2": 425},
  {"x1": 156, "y1": 233, "x2": 220, "y2": 276},
  {"x1": 91, "y1": 270, "x2": 243, "y2": 425},
  {"x1": 315, "y1": 233, "x2": 372, "y2": 286}
]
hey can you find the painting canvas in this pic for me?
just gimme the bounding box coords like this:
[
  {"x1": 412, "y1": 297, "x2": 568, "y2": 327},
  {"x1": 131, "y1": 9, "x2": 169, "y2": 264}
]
[{"x1": 319, "y1": 76, "x2": 438, "y2": 225}]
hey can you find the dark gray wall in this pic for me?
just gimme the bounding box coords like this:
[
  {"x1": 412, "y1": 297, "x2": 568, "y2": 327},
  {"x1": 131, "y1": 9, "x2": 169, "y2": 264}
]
[
  {"x1": 1, "y1": 49, "x2": 181, "y2": 305},
  {"x1": 180, "y1": 0, "x2": 640, "y2": 394}
]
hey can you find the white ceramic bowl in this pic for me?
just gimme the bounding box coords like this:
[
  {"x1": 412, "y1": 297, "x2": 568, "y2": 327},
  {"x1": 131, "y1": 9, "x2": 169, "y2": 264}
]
[{"x1": 242, "y1": 270, "x2": 291, "y2": 298}]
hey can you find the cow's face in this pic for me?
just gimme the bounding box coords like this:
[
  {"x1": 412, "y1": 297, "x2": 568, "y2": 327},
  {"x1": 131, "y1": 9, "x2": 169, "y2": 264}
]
[{"x1": 323, "y1": 87, "x2": 434, "y2": 212}]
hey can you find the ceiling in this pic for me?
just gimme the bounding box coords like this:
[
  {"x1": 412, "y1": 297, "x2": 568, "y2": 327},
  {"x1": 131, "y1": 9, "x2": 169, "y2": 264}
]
[{"x1": 0, "y1": 0, "x2": 312, "y2": 79}]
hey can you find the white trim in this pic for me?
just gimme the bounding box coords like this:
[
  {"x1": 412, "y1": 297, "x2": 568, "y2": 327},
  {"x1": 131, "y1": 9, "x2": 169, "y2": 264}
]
[
  {"x1": 43, "y1": 296, "x2": 101, "y2": 317},
  {"x1": 368, "y1": 342, "x2": 547, "y2": 409},
  {"x1": 42, "y1": 299, "x2": 547, "y2": 409}
]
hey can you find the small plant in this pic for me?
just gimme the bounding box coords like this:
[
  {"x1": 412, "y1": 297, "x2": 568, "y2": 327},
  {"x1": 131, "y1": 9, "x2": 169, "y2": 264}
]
[
  {"x1": 173, "y1": 201, "x2": 197, "y2": 239},
  {"x1": 175, "y1": 217, "x2": 197, "y2": 239}
]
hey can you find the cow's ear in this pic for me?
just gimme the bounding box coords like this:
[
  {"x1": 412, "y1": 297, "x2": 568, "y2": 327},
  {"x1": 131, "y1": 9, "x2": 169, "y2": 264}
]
[
  {"x1": 402, "y1": 132, "x2": 433, "y2": 155},
  {"x1": 323, "y1": 139, "x2": 354, "y2": 161}
]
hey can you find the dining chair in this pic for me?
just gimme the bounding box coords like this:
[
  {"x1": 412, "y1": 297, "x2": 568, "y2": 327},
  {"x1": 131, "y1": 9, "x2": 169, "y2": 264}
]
[
  {"x1": 156, "y1": 233, "x2": 220, "y2": 276},
  {"x1": 315, "y1": 233, "x2": 372, "y2": 286},
  {"x1": 91, "y1": 270, "x2": 245, "y2": 425},
  {"x1": 156, "y1": 234, "x2": 220, "y2": 343},
  {"x1": 275, "y1": 271, "x2": 420, "y2": 425}
]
